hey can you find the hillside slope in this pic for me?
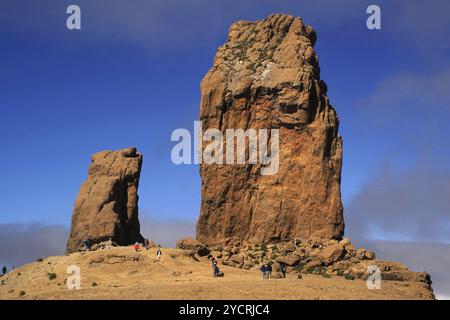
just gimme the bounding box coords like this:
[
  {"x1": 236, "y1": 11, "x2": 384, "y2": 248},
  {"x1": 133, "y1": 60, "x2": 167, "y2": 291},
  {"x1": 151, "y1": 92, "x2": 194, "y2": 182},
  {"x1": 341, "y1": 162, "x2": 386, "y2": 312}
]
[{"x1": 0, "y1": 247, "x2": 433, "y2": 300}]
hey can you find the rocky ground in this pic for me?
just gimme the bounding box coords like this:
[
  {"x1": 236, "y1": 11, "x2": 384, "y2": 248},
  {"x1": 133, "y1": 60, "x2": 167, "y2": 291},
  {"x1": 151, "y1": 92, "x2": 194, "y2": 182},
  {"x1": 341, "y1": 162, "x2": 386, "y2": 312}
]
[
  {"x1": 180, "y1": 237, "x2": 433, "y2": 283},
  {"x1": 0, "y1": 243, "x2": 434, "y2": 300}
]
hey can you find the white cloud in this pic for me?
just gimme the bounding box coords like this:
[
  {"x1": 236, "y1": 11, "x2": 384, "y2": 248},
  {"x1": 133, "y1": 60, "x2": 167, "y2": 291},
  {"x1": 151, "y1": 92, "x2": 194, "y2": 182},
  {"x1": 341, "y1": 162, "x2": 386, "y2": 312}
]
[
  {"x1": 0, "y1": 223, "x2": 68, "y2": 268},
  {"x1": 351, "y1": 240, "x2": 450, "y2": 300}
]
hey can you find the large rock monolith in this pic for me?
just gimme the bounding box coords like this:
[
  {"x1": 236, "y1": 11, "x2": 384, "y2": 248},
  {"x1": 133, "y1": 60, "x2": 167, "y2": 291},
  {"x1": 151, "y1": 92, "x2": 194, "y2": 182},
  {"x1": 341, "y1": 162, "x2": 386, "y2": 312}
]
[
  {"x1": 196, "y1": 14, "x2": 344, "y2": 246},
  {"x1": 66, "y1": 147, "x2": 144, "y2": 252}
]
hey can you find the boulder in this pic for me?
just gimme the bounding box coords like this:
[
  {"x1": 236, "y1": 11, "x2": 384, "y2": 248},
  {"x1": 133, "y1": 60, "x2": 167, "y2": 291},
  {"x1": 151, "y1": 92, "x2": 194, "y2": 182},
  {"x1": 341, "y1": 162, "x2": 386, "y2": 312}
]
[
  {"x1": 230, "y1": 254, "x2": 244, "y2": 265},
  {"x1": 319, "y1": 243, "x2": 345, "y2": 266},
  {"x1": 211, "y1": 250, "x2": 222, "y2": 259},
  {"x1": 305, "y1": 257, "x2": 323, "y2": 269},
  {"x1": 356, "y1": 248, "x2": 367, "y2": 260},
  {"x1": 282, "y1": 242, "x2": 296, "y2": 253},
  {"x1": 364, "y1": 251, "x2": 376, "y2": 260},
  {"x1": 275, "y1": 254, "x2": 301, "y2": 266},
  {"x1": 339, "y1": 237, "x2": 351, "y2": 247},
  {"x1": 176, "y1": 238, "x2": 210, "y2": 257}
]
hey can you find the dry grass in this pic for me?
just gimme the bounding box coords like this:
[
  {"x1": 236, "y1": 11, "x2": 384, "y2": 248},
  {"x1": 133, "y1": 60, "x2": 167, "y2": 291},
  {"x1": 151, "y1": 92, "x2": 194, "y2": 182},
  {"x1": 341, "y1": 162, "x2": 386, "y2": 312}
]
[{"x1": 0, "y1": 247, "x2": 433, "y2": 300}]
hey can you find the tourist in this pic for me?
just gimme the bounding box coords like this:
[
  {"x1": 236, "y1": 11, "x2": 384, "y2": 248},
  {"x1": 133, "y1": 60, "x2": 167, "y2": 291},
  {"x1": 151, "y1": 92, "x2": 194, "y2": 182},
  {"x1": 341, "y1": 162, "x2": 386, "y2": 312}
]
[
  {"x1": 2, "y1": 265, "x2": 6, "y2": 275},
  {"x1": 266, "y1": 263, "x2": 273, "y2": 279},
  {"x1": 134, "y1": 242, "x2": 141, "y2": 252},
  {"x1": 280, "y1": 263, "x2": 287, "y2": 278},
  {"x1": 210, "y1": 258, "x2": 217, "y2": 276},
  {"x1": 156, "y1": 246, "x2": 162, "y2": 260},
  {"x1": 214, "y1": 263, "x2": 220, "y2": 277},
  {"x1": 260, "y1": 264, "x2": 267, "y2": 279},
  {"x1": 144, "y1": 239, "x2": 150, "y2": 250},
  {"x1": 83, "y1": 239, "x2": 92, "y2": 251}
]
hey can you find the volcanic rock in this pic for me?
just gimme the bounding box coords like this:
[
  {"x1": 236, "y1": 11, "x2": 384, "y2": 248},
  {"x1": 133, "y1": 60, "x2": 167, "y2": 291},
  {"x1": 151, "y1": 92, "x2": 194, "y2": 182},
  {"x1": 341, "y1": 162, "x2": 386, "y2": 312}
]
[
  {"x1": 176, "y1": 238, "x2": 210, "y2": 257},
  {"x1": 66, "y1": 147, "x2": 144, "y2": 253},
  {"x1": 275, "y1": 254, "x2": 301, "y2": 266},
  {"x1": 196, "y1": 14, "x2": 344, "y2": 246},
  {"x1": 319, "y1": 243, "x2": 345, "y2": 266}
]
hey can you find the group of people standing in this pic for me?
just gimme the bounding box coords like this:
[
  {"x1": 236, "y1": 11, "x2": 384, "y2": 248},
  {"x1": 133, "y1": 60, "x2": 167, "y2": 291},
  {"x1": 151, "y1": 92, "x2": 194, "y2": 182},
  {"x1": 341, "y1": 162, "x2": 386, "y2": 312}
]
[
  {"x1": 83, "y1": 238, "x2": 162, "y2": 260},
  {"x1": 260, "y1": 263, "x2": 287, "y2": 279},
  {"x1": 134, "y1": 239, "x2": 161, "y2": 259}
]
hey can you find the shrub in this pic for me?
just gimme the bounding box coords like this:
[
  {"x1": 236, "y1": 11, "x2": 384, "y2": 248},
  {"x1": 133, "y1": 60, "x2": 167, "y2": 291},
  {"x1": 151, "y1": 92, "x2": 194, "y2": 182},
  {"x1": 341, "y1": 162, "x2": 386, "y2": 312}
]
[
  {"x1": 293, "y1": 265, "x2": 303, "y2": 272},
  {"x1": 345, "y1": 274, "x2": 355, "y2": 280},
  {"x1": 305, "y1": 266, "x2": 328, "y2": 276},
  {"x1": 91, "y1": 282, "x2": 98, "y2": 287},
  {"x1": 19, "y1": 291, "x2": 26, "y2": 296},
  {"x1": 260, "y1": 243, "x2": 267, "y2": 252},
  {"x1": 35, "y1": 257, "x2": 44, "y2": 262},
  {"x1": 47, "y1": 272, "x2": 57, "y2": 280}
]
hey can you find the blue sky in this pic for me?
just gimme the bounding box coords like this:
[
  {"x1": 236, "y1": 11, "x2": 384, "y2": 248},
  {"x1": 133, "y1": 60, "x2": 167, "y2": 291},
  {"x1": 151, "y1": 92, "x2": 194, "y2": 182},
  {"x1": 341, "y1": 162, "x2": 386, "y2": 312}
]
[{"x1": 1, "y1": 0, "x2": 450, "y2": 271}]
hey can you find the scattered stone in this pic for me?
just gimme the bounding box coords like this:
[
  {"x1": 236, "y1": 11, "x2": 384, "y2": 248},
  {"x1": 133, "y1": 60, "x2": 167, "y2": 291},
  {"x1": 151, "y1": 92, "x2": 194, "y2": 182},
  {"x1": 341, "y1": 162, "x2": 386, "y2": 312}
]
[
  {"x1": 356, "y1": 248, "x2": 367, "y2": 260},
  {"x1": 305, "y1": 257, "x2": 323, "y2": 269},
  {"x1": 339, "y1": 237, "x2": 351, "y2": 247},
  {"x1": 364, "y1": 251, "x2": 376, "y2": 260},
  {"x1": 319, "y1": 243, "x2": 345, "y2": 266},
  {"x1": 275, "y1": 254, "x2": 301, "y2": 266},
  {"x1": 176, "y1": 238, "x2": 210, "y2": 257},
  {"x1": 282, "y1": 242, "x2": 296, "y2": 253},
  {"x1": 89, "y1": 253, "x2": 140, "y2": 265}
]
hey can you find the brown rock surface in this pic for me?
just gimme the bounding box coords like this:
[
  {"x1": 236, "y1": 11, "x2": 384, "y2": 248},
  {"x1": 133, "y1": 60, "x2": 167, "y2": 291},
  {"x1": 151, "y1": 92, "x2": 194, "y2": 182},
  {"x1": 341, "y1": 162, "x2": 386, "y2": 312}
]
[
  {"x1": 319, "y1": 243, "x2": 345, "y2": 266},
  {"x1": 276, "y1": 254, "x2": 301, "y2": 266},
  {"x1": 197, "y1": 14, "x2": 344, "y2": 246},
  {"x1": 66, "y1": 147, "x2": 144, "y2": 253},
  {"x1": 176, "y1": 237, "x2": 210, "y2": 257}
]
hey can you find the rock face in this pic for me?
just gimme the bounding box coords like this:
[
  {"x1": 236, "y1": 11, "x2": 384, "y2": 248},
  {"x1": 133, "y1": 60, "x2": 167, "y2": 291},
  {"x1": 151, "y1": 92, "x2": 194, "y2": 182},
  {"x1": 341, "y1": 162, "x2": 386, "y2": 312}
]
[
  {"x1": 66, "y1": 147, "x2": 144, "y2": 253},
  {"x1": 197, "y1": 14, "x2": 344, "y2": 246}
]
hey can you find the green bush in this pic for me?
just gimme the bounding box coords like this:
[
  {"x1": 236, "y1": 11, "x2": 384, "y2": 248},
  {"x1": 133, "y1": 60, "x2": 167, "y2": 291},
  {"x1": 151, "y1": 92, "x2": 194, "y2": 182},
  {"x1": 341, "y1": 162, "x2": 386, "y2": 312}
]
[
  {"x1": 305, "y1": 266, "x2": 328, "y2": 276},
  {"x1": 345, "y1": 274, "x2": 355, "y2": 280},
  {"x1": 293, "y1": 265, "x2": 303, "y2": 272},
  {"x1": 47, "y1": 272, "x2": 57, "y2": 280},
  {"x1": 260, "y1": 243, "x2": 267, "y2": 252}
]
